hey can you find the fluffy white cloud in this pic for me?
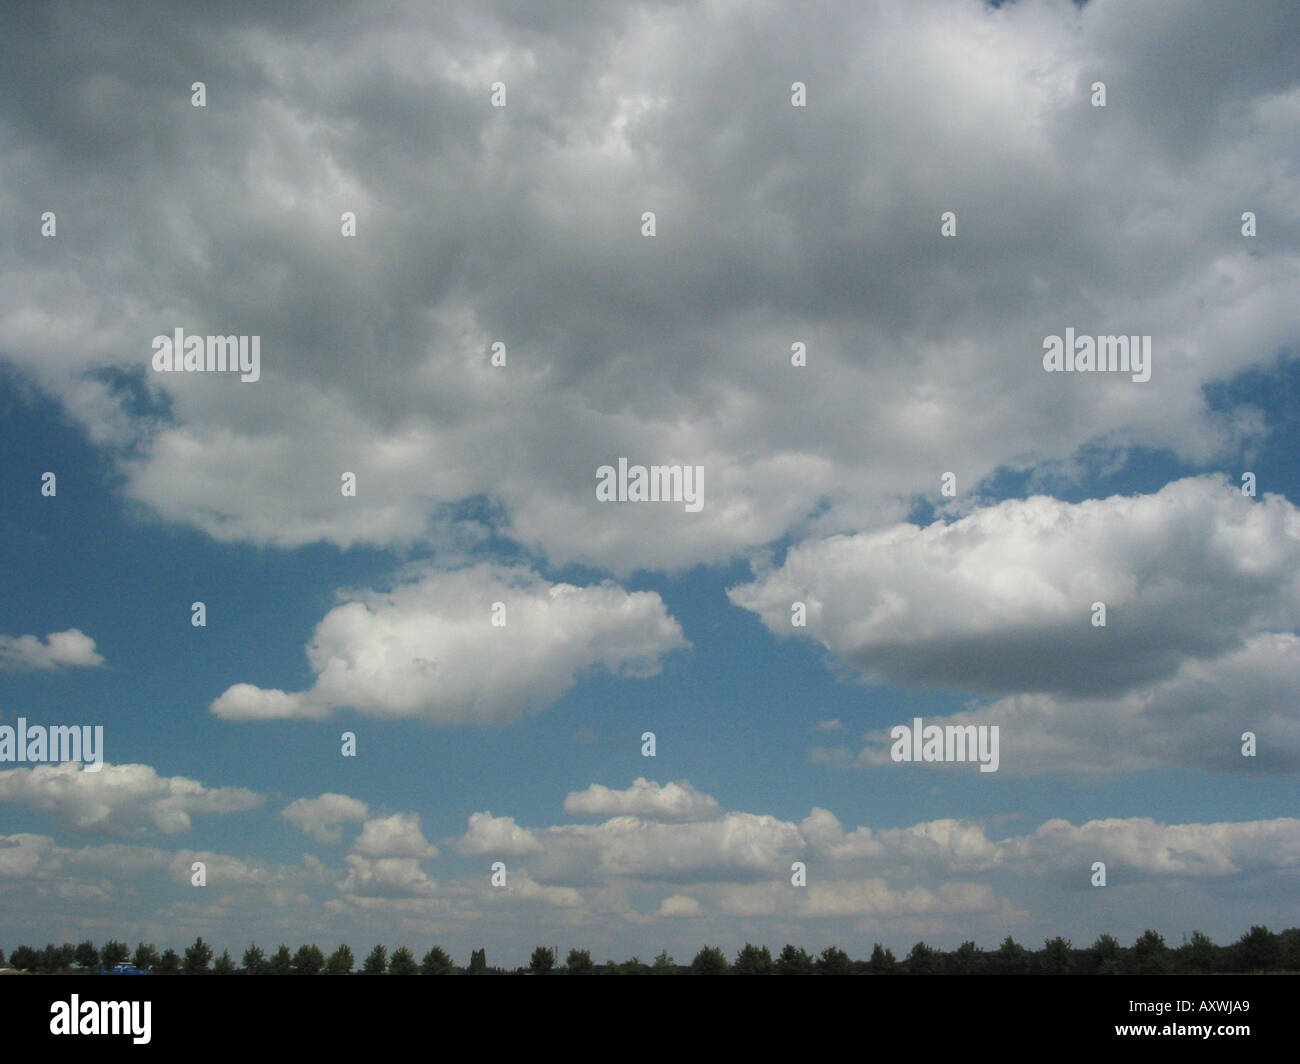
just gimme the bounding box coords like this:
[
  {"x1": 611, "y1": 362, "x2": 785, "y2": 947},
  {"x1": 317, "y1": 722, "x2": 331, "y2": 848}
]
[
  {"x1": 485, "y1": 869, "x2": 584, "y2": 909},
  {"x1": 0, "y1": 629, "x2": 103, "y2": 670},
  {"x1": 0, "y1": 831, "x2": 324, "y2": 936},
  {"x1": 584, "y1": 813, "x2": 805, "y2": 882},
  {"x1": 339, "y1": 856, "x2": 438, "y2": 899},
  {"x1": 0, "y1": 762, "x2": 262, "y2": 836},
  {"x1": 281, "y1": 793, "x2": 371, "y2": 844},
  {"x1": 730, "y1": 477, "x2": 1300, "y2": 697},
  {"x1": 656, "y1": 893, "x2": 702, "y2": 917},
  {"x1": 211, "y1": 563, "x2": 687, "y2": 724},
  {"x1": 1000, "y1": 816, "x2": 1300, "y2": 881},
  {"x1": 2, "y1": 2, "x2": 1296, "y2": 572},
  {"x1": 461, "y1": 804, "x2": 802, "y2": 883},
  {"x1": 563, "y1": 778, "x2": 722, "y2": 822},
  {"x1": 455, "y1": 812, "x2": 544, "y2": 856},
  {"x1": 453, "y1": 785, "x2": 1300, "y2": 899},
  {"x1": 168, "y1": 850, "x2": 311, "y2": 888},
  {"x1": 0, "y1": 833, "x2": 60, "y2": 878},
  {"x1": 799, "y1": 809, "x2": 1002, "y2": 872},
  {"x1": 464, "y1": 808, "x2": 807, "y2": 886},
  {"x1": 210, "y1": 686, "x2": 324, "y2": 722},
  {"x1": 802, "y1": 808, "x2": 1300, "y2": 883},
  {"x1": 351, "y1": 813, "x2": 440, "y2": 859},
  {"x1": 5, "y1": 800, "x2": 1300, "y2": 953},
  {"x1": 0, "y1": 827, "x2": 322, "y2": 889}
]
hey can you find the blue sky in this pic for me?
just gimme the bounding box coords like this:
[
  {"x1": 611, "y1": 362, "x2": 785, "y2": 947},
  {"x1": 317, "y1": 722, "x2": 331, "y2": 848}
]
[{"x1": 1, "y1": 0, "x2": 1299, "y2": 967}]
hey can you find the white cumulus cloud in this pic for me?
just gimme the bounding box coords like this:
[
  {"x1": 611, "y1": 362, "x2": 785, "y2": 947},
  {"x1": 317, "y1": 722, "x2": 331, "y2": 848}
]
[
  {"x1": 281, "y1": 793, "x2": 371, "y2": 844},
  {"x1": 351, "y1": 813, "x2": 440, "y2": 859},
  {"x1": 730, "y1": 476, "x2": 1300, "y2": 697},
  {"x1": 0, "y1": 762, "x2": 262, "y2": 836},
  {"x1": 211, "y1": 563, "x2": 688, "y2": 724},
  {"x1": 0, "y1": 629, "x2": 104, "y2": 670},
  {"x1": 563, "y1": 778, "x2": 722, "y2": 822}
]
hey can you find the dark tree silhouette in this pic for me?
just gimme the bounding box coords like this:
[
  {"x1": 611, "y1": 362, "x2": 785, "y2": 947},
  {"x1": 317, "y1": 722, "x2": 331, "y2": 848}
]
[
  {"x1": 565, "y1": 948, "x2": 595, "y2": 975},
  {"x1": 651, "y1": 950, "x2": 675, "y2": 974},
  {"x1": 991, "y1": 936, "x2": 1029, "y2": 974},
  {"x1": 1128, "y1": 929, "x2": 1170, "y2": 975},
  {"x1": 100, "y1": 940, "x2": 130, "y2": 969},
  {"x1": 11, "y1": 925, "x2": 1300, "y2": 978},
  {"x1": 37, "y1": 944, "x2": 74, "y2": 973},
  {"x1": 869, "y1": 944, "x2": 898, "y2": 974},
  {"x1": 1089, "y1": 933, "x2": 1122, "y2": 975},
  {"x1": 815, "y1": 945, "x2": 852, "y2": 975},
  {"x1": 943, "y1": 941, "x2": 983, "y2": 975},
  {"x1": 183, "y1": 936, "x2": 213, "y2": 974},
  {"x1": 733, "y1": 943, "x2": 774, "y2": 975},
  {"x1": 1038, "y1": 937, "x2": 1072, "y2": 975},
  {"x1": 906, "y1": 941, "x2": 941, "y2": 974},
  {"x1": 1234, "y1": 926, "x2": 1279, "y2": 972},
  {"x1": 690, "y1": 945, "x2": 730, "y2": 974},
  {"x1": 776, "y1": 944, "x2": 814, "y2": 975},
  {"x1": 1279, "y1": 929, "x2": 1300, "y2": 972},
  {"x1": 293, "y1": 944, "x2": 325, "y2": 975},
  {"x1": 1186, "y1": 930, "x2": 1216, "y2": 974},
  {"x1": 362, "y1": 944, "x2": 388, "y2": 974}
]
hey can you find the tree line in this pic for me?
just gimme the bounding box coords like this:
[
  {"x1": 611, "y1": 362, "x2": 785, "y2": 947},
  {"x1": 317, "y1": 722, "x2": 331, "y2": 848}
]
[{"x1": 4, "y1": 925, "x2": 1298, "y2": 975}]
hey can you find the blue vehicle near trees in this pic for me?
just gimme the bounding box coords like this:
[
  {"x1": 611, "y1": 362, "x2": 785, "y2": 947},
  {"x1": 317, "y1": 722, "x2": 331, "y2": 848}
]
[{"x1": 98, "y1": 962, "x2": 149, "y2": 975}]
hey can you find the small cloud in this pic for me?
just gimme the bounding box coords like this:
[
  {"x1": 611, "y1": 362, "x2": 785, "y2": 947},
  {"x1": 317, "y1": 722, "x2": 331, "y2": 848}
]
[
  {"x1": 0, "y1": 629, "x2": 104, "y2": 670},
  {"x1": 563, "y1": 778, "x2": 722, "y2": 822},
  {"x1": 657, "y1": 894, "x2": 702, "y2": 917},
  {"x1": 455, "y1": 812, "x2": 543, "y2": 857},
  {"x1": 210, "y1": 685, "x2": 325, "y2": 721},
  {"x1": 281, "y1": 793, "x2": 370, "y2": 844},
  {"x1": 351, "y1": 813, "x2": 439, "y2": 859},
  {"x1": 809, "y1": 746, "x2": 855, "y2": 769}
]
